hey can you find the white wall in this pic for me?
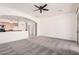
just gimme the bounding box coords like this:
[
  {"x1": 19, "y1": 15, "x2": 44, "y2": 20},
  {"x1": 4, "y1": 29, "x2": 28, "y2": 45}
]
[
  {"x1": 0, "y1": 31, "x2": 28, "y2": 44},
  {"x1": 40, "y1": 13, "x2": 77, "y2": 41}
]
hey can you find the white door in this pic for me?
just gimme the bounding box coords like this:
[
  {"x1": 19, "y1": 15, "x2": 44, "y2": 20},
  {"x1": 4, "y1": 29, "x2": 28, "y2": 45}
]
[{"x1": 27, "y1": 22, "x2": 37, "y2": 38}]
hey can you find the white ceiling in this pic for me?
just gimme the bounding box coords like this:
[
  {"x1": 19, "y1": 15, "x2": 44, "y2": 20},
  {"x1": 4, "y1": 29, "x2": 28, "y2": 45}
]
[{"x1": 0, "y1": 3, "x2": 78, "y2": 19}]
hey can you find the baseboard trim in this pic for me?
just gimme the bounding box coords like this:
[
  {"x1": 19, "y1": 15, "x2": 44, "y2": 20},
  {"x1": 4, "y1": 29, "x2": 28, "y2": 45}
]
[{"x1": 38, "y1": 35, "x2": 76, "y2": 43}]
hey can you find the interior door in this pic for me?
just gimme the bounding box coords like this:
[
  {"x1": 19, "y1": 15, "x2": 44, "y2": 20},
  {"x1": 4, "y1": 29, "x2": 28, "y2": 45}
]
[{"x1": 27, "y1": 22, "x2": 37, "y2": 38}]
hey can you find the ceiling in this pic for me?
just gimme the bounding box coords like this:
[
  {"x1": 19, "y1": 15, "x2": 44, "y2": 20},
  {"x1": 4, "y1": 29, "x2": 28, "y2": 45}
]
[{"x1": 0, "y1": 3, "x2": 78, "y2": 19}]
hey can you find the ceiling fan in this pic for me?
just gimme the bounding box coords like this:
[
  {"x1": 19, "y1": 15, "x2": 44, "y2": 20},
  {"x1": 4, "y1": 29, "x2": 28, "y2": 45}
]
[{"x1": 34, "y1": 4, "x2": 49, "y2": 13}]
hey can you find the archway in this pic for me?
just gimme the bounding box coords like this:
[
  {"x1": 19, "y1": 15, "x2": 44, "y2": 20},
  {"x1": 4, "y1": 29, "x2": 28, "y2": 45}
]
[{"x1": 0, "y1": 15, "x2": 37, "y2": 38}]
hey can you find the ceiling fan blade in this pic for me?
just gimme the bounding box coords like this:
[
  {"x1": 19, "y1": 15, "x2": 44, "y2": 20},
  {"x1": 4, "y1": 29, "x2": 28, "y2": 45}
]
[
  {"x1": 34, "y1": 5, "x2": 40, "y2": 8},
  {"x1": 40, "y1": 9, "x2": 42, "y2": 13},
  {"x1": 43, "y1": 9, "x2": 49, "y2": 11},
  {"x1": 42, "y1": 4, "x2": 47, "y2": 8}
]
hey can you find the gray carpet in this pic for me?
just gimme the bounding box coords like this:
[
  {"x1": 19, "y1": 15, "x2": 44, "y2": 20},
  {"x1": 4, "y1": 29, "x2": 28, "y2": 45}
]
[{"x1": 0, "y1": 36, "x2": 79, "y2": 55}]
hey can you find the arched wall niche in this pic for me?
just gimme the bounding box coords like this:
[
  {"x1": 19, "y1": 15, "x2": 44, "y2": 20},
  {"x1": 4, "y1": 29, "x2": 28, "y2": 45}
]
[{"x1": 0, "y1": 15, "x2": 37, "y2": 37}]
